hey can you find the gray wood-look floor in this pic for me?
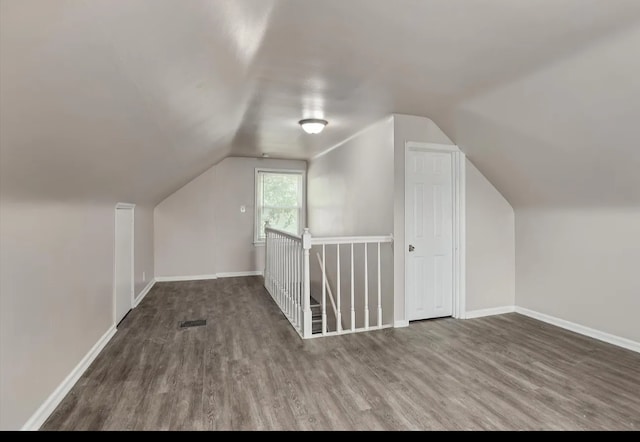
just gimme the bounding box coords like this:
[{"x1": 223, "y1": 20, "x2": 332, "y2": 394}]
[{"x1": 42, "y1": 277, "x2": 640, "y2": 430}]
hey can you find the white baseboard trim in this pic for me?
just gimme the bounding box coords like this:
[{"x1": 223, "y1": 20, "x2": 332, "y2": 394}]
[
  {"x1": 133, "y1": 279, "x2": 156, "y2": 308},
  {"x1": 394, "y1": 319, "x2": 409, "y2": 328},
  {"x1": 155, "y1": 274, "x2": 217, "y2": 282},
  {"x1": 465, "y1": 305, "x2": 515, "y2": 319},
  {"x1": 217, "y1": 271, "x2": 263, "y2": 278},
  {"x1": 21, "y1": 325, "x2": 117, "y2": 430},
  {"x1": 515, "y1": 307, "x2": 640, "y2": 354}
]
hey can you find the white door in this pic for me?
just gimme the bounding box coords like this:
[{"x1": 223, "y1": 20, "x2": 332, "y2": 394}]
[
  {"x1": 114, "y1": 205, "x2": 134, "y2": 325},
  {"x1": 406, "y1": 150, "x2": 454, "y2": 321}
]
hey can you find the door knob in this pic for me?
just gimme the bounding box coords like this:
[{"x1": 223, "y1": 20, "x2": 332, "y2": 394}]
[{"x1": 409, "y1": 244, "x2": 415, "y2": 252}]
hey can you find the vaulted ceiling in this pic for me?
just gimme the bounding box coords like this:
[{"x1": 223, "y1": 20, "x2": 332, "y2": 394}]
[{"x1": 2, "y1": 0, "x2": 639, "y2": 206}]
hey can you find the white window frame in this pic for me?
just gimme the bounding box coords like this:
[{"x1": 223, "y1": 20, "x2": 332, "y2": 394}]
[{"x1": 254, "y1": 168, "x2": 306, "y2": 245}]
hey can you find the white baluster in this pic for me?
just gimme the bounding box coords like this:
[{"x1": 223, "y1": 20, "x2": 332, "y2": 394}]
[
  {"x1": 289, "y1": 239, "x2": 292, "y2": 324},
  {"x1": 336, "y1": 243, "x2": 341, "y2": 332},
  {"x1": 272, "y1": 234, "x2": 275, "y2": 297},
  {"x1": 350, "y1": 243, "x2": 355, "y2": 331},
  {"x1": 364, "y1": 242, "x2": 369, "y2": 330},
  {"x1": 285, "y1": 237, "x2": 287, "y2": 312},
  {"x1": 282, "y1": 236, "x2": 285, "y2": 310},
  {"x1": 302, "y1": 228, "x2": 312, "y2": 338},
  {"x1": 283, "y1": 236, "x2": 286, "y2": 309},
  {"x1": 298, "y1": 245, "x2": 302, "y2": 329},
  {"x1": 279, "y1": 236, "x2": 282, "y2": 309},
  {"x1": 290, "y1": 239, "x2": 293, "y2": 315},
  {"x1": 268, "y1": 233, "x2": 271, "y2": 291},
  {"x1": 278, "y1": 235, "x2": 282, "y2": 307},
  {"x1": 291, "y1": 240, "x2": 295, "y2": 326},
  {"x1": 295, "y1": 241, "x2": 300, "y2": 327},
  {"x1": 377, "y1": 242, "x2": 382, "y2": 328},
  {"x1": 286, "y1": 237, "x2": 290, "y2": 315},
  {"x1": 290, "y1": 239, "x2": 293, "y2": 318},
  {"x1": 292, "y1": 240, "x2": 296, "y2": 326},
  {"x1": 289, "y1": 239, "x2": 293, "y2": 318},
  {"x1": 280, "y1": 236, "x2": 285, "y2": 312},
  {"x1": 322, "y1": 244, "x2": 327, "y2": 335}
]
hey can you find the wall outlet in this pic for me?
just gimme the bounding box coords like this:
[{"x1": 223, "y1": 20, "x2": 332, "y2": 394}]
[
  {"x1": 143, "y1": 272, "x2": 146, "y2": 282},
  {"x1": 240, "y1": 205, "x2": 246, "y2": 213}
]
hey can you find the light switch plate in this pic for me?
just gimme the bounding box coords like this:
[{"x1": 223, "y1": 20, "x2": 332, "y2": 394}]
[{"x1": 240, "y1": 205, "x2": 246, "y2": 213}]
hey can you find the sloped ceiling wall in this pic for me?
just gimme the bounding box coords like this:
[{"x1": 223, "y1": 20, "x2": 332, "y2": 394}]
[
  {"x1": 2, "y1": 0, "x2": 640, "y2": 207},
  {"x1": 450, "y1": 24, "x2": 640, "y2": 209}
]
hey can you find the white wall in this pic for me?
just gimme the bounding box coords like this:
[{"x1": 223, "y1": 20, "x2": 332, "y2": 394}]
[
  {"x1": 308, "y1": 117, "x2": 395, "y2": 236},
  {"x1": 154, "y1": 157, "x2": 306, "y2": 278},
  {"x1": 308, "y1": 117, "x2": 395, "y2": 327},
  {"x1": 0, "y1": 200, "x2": 154, "y2": 430},
  {"x1": 516, "y1": 208, "x2": 640, "y2": 343},
  {"x1": 154, "y1": 168, "x2": 217, "y2": 277},
  {"x1": 465, "y1": 160, "x2": 515, "y2": 312}
]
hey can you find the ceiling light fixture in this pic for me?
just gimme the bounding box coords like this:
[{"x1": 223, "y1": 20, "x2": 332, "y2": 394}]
[{"x1": 299, "y1": 118, "x2": 328, "y2": 134}]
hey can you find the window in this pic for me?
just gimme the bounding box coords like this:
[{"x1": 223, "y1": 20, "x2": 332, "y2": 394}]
[{"x1": 254, "y1": 169, "x2": 305, "y2": 243}]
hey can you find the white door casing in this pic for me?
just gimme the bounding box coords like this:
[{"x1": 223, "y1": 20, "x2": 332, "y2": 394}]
[
  {"x1": 114, "y1": 203, "x2": 135, "y2": 325},
  {"x1": 405, "y1": 146, "x2": 458, "y2": 321}
]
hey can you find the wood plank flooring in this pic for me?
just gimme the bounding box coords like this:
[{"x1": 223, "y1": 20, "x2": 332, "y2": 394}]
[{"x1": 42, "y1": 277, "x2": 640, "y2": 430}]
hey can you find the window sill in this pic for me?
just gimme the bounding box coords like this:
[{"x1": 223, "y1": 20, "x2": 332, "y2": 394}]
[{"x1": 253, "y1": 242, "x2": 266, "y2": 247}]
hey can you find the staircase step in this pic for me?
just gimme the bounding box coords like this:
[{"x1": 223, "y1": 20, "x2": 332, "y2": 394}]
[
  {"x1": 312, "y1": 318, "x2": 323, "y2": 333},
  {"x1": 310, "y1": 296, "x2": 325, "y2": 335},
  {"x1": 310, "y1": 296, "x2": 321, "y2": 307}
]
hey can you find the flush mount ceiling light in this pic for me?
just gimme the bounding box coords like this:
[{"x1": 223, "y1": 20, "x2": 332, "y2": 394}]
[{"x1": 299, "y1": 118, "x2": 328, "y2": 134}]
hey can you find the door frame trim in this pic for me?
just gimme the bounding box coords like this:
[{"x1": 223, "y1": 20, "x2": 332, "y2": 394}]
[
  {"x1": 114, "y1": 202, "x2": 135, "y2": 327},
  {"x1": 404, "y1": 142, "x2": 466, "y2": 320}
]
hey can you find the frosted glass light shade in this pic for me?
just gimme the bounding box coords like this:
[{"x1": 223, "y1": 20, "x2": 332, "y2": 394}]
[{"x1": 299, "y1": 118, "x2": 328, "y2": 134}]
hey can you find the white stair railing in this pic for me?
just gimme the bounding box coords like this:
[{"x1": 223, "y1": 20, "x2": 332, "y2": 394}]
[
  {"x1": 264, "y1": 226, "x2": 393, "y2": 339},
  {"x1": 264, "y1": 226, "x2": 312, "y2": 338}
]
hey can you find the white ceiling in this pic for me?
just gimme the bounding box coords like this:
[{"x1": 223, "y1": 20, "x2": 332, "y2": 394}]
[{"x1": 2, "y1": 0, "x2": 640, "y2": 205}]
